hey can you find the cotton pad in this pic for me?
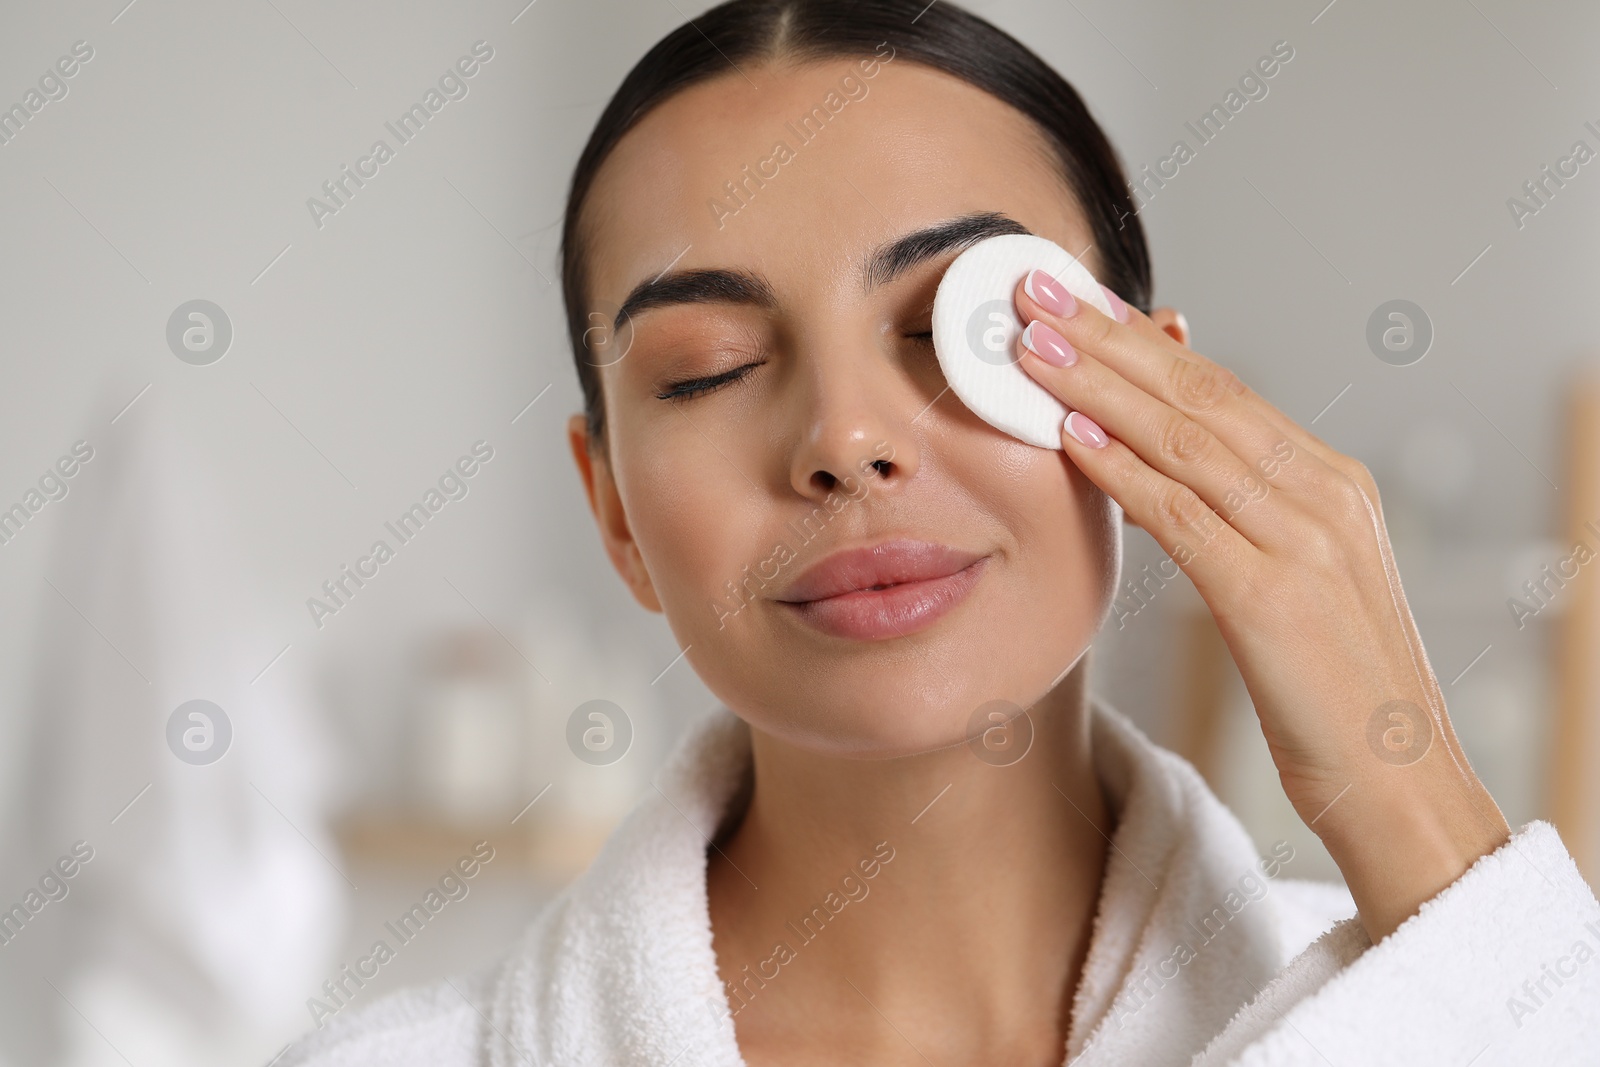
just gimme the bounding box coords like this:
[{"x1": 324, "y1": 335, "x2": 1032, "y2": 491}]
[{"x1": 931, "y1": 233, "x2": 1113, "y2": 449}]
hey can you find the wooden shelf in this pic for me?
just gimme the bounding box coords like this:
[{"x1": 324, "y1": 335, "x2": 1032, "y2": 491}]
[{"x1": 333, "y1": 812, "x2": 617, "y2": 883}]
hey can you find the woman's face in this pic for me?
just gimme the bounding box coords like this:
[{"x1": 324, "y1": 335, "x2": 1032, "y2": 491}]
[{"x1": 571, "y1": 56, "x2": 1123, "y2": 757}]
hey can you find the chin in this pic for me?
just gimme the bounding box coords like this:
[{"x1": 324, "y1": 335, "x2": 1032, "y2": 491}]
[
  {"x1": 710, "y1": 622, "x2": 1099, "y2": 760},
  {"x1": 743, "y1": 690, "x2": 978, "y2": 760}
]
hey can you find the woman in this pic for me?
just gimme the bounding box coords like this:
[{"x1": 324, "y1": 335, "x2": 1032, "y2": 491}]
[{"x1": 284, "y1": 1, "x2": 1600, "y2": 1063}]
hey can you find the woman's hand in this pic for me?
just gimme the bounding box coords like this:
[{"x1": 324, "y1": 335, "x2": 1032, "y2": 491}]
[{"x1": 1010, "y1": 269, "x2": 1511, "y2": 943}]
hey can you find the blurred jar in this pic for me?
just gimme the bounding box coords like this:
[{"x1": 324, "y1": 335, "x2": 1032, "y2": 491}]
[{"x1": 410, "y1": 626, "x2": 533, "y2": 827}]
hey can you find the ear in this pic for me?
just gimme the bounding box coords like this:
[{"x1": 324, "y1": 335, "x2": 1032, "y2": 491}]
[
  {"x1": 567, "y1": 413, "x2": 663, "y2": 613},
  {"x1": 1146, "y1": 306, "x2": 1190, "y2": 348}
]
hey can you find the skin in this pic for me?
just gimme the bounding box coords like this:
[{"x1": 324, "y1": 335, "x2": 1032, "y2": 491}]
[{"x1": 566, "y1": 54, "x2": 1511, "y2": 1066}]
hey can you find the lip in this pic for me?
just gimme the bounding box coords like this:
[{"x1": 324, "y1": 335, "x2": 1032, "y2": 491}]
[{"x1": 776, "y1": 538, "x2": 990, "y2": 641}]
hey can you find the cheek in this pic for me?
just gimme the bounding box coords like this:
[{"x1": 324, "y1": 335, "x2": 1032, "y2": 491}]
[
  {"x1": 962, "y1": 441, "x2": 1122, "y2": 675},
  {"x1": 617, "y1": 417, "x2": 781, "y2": 659},
  {"x1": 980, "y1": 440, "x2": 1120, "y2": 606},
  {"x1": 1058, "y1": 458, "x2": 1121, "y2": 605},
  {"x1": 625, "y1": 431, "x2": 747, "y2": 602}
]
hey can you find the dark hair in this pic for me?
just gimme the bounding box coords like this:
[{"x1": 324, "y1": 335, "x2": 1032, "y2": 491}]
[{"x1": 561, "y1": 0, "x2": 1151, "y2": 448}]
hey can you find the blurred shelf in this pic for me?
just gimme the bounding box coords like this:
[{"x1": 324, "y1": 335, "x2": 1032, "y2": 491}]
[{"x1": 333, "y1": 811, "x2": 617, "y2": 885}]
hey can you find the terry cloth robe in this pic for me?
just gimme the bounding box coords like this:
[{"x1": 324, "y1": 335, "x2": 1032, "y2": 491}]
[{"x1": 279, "y1": 700, "x2": 1600, "y2": 1066}]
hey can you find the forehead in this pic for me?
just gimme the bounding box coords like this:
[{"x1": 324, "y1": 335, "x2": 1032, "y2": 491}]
[{"x1": 580, "y1": 56, "x2": 1096, "y2": 311}]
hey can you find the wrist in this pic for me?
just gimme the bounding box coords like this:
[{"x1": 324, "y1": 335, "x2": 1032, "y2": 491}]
[{"x1": 1310, "y1": 756, "x2": 1510, "y2": 943}]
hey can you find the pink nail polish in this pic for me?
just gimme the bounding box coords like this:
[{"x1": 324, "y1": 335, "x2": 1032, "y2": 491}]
[
  {"x1": 1100, "y1": 284, "x2": 1129, "y2": 324},
  {"x1": 1025, "y1": 269, "x2": 1077, "y2": 318},
  {"x1": 1021, "y1": 320, "x2": 1076, "y2": 367},
  {"x1": 1063, "y1": 411, "x2": 1107, "y2": 448}
]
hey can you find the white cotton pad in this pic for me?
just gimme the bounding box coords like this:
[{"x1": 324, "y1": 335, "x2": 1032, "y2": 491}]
[{"x1": 931, "y1": 233, "x2": 1113, "y2": 449}]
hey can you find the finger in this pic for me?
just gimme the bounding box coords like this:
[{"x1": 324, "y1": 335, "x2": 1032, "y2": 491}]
[
  {"x1": 1139, "y1": 315, "x2": 1384, "y2": 503},
  {"x1": 1015, "y1": 273, "x2": 1334, "y2": 498},
  {"x1": 1231, "y1": 377, "x2": 1381, "y2": 498},
  {"x1": 1100, "y1": 284, "x2": 1366, "y2": 490},
  {"x1": 1051, "y1": 409, "x2": 1255, "y2": 602},
  {"x1": 1015, "y1": 321, "x2": 1286, "y2": 548}
]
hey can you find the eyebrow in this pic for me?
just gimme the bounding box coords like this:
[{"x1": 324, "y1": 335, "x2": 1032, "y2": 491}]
[
  {"x1": 611, "y1": 211, "x2": 1034, "y2": 333},
  {"x1": 862, "y1": 210, "x2": 1034, "y2": 289}
]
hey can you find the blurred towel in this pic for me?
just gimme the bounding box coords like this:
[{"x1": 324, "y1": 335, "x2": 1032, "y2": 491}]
[{"x1": 1, "y1": 382, "x2": 347, "y2": 1066}]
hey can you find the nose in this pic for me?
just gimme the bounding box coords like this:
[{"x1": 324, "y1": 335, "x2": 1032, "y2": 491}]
[{"x1": 787, "y1": 341, "x2": 921, "y2": 502}]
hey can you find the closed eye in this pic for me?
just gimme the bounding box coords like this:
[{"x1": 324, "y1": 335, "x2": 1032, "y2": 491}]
[{"x1": 656, "y1": 361, "x2": 765, "y2": 402}]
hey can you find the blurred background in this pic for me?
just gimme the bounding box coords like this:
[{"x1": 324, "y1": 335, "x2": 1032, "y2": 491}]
[{"x1": 0, "y1": 0, "x2": 1596, "y2": 1062}]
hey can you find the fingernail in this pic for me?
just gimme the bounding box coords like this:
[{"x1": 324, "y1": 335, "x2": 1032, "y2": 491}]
[
  {"x1": 1100, "y1": 284, "x2": 1129, "y2": 323},
  {"x1": 1021, "y1": 320, "x2": 1076, "y2": 367},
  {"x1": 1063, "y1": 411, "x2": 1107, "y2": 448},
  {"x1": 1025, "y1": 269, "x2": 1077, "y2": 318}
]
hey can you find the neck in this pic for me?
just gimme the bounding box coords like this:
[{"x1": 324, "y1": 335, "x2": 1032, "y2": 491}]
[{"x1": 707, "y1": 665, "x2": 1112, "y2": 1065}]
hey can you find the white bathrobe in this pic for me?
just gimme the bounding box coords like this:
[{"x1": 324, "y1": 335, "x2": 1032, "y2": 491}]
[{"x1": 280, "y1": 700, "x2": 1600, "y2": 1066}]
